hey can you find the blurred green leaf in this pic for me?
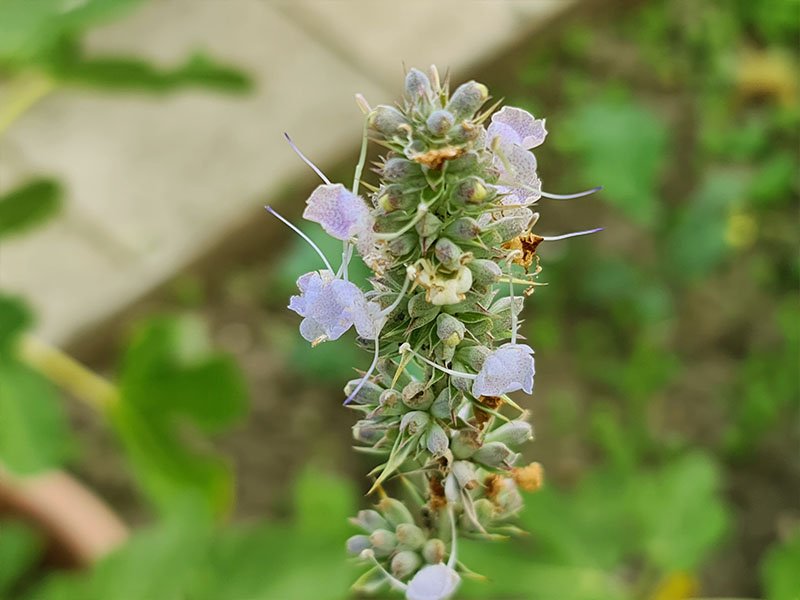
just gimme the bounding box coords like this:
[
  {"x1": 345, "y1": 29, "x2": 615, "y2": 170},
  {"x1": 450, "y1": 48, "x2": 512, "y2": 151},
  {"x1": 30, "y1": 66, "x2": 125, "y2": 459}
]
[
  {"x1": 294, "y1": 467, "x2": 355, "y2": 539},
  {"x1": 114, "y1": 315, "x2": 247, "y2": 517},
  {"x1": 0, "y1": 360, "x2": 71, "y2": 475},
  {"x1": 0, "y1": 520, "x2": 43, "y2": 595},
  {"x1": 667, "y1": 170, "x2": 746, "y2": 281},
  {"x1": 0, "y1": 178, "x2": 62, "y2": 240},
  {"x1": 0, "y1": 0, "x2": 143, "y2": 65},
  {"x1": 48, "y1": 38, "x2": 251, "y2": 93},
  {"x1": 558, "y1": 99, "x2": 668, "y2": 227},
  {"x1": 633, "y1": 453, "x2": 729, "y2": 572},
  {"x1": 749, "y1": 151, "x2": 797, "y2": 208},
  {"x1": 761, "y1": 532, "x2": 800, "y2": 600},
  {"x1": 0, "y1": 294, "x2": 32, "y2": 353}
]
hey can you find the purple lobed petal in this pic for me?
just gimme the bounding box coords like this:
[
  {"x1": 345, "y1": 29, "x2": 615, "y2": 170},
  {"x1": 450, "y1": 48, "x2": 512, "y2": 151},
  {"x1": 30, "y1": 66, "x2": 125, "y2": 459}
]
[
  {"x1": 405, "y1": 564, "x2": 461, "y2": 600},
  {"x1": 488, "y1": 106, "x2": 547, "y2": 150},
  {"x1": 303, "y1": 183, "x2": 371, "y2": 241},
  {"x1": 472, "y1": 343, "x2": 535, "y2": 397}
]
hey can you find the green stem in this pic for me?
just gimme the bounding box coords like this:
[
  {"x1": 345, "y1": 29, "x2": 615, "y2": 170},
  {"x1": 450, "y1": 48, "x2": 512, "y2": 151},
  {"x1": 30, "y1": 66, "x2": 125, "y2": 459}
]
[{"x1": 19, "y1": 335, "x2": 119, "y2": 413}]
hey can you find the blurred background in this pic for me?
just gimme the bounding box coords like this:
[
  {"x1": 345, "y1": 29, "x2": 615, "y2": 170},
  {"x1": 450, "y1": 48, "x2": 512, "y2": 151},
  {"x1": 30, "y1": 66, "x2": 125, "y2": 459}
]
[{"x1": 0, "y1": 0, "x2": 798, "y2": 599}]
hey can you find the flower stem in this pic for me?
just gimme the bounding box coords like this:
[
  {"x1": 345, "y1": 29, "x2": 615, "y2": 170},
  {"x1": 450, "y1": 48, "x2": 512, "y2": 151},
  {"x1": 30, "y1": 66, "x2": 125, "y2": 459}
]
[{"x1": 18, "y1": 335, "x2": 119, "y2": 413}]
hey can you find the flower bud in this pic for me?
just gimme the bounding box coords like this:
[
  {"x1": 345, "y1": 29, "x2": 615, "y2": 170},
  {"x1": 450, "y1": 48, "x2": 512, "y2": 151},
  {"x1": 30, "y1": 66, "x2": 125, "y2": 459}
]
[
  {"x1": 449, "y1": 121, "x2": 481, "y2": 144},
  {"x1": 472, "y1": 498, "x2": 496, "y2": 530},
  {"x1": 446, "y1": 81, "x2": 488, "y2": 120},
  {"x1": 469, "y1": 259, "x2": 502, "y2": 288},
  {"x1": 368, "y1": 105, "x2": 408, "y2": 138},
  {"x1": 446, "y1": 151, "x2": 480, "y2": 174},
  {"x1": 395, "y1": 523, "x2": 426, "y2": 551},
  {"x1": 485, "y1": 421, "x2": 534, "y2": 447},
  {"x1": 452, "y1": 176, "x2": 488, "y2": 205},
  {"x1": 426, "y1": 423, "x2": 449, "y2": 456},
  {"x1": 405, "y1": 68, "x2": 432, "y2": 99},
  {"x1": 400, "y1": 410, "x2": 430, "y2": 436},
  {"x1": 472, "y1": 441, "x2": 515, "y2": 468},
  {"x1": 452, "y1": 460, "x2": 478, "y2": 489},
  {"x1": 351, "y1": 509, "x2": 389, "y2": 533},
  {"x1": 402, "y1": 381, "x2": 434, "y2": 410},
  {"x1": 388, "y1": 232, "x2": 418, "y2": 256},
  {"x1": 433, "y1": 237, "x2": 463, "y2": 270},
  {"x1": 450, "y1": 429, "x2": 481, "y2": 459},
  {"x1": 383, "y1": 157, "x2": 421, "y2": 182},
  {"x1": 426, "y1": 109, "x2": 455, "y2": 136},
  {"x1": 435, "y1": 343, "x2": 456, "y2": 363},
  {"x1": 353, "y1": 420, "x2": 385, "y2": 445},
  {"x1": 450, "y1": 361, "x2": 473, "y2": 393},
  {"x1": 346, "y1": 534, "x2": 372, "y2": 556},
  {"x1": 422, "y1": 538, "x2": 446, "y2": 564},
  {"x1": 491, "y1": 477, "x2": 524, "y2": 517},
  {"x1": 391, "y1": 550, "x2": 422, "y2": 580},
  {"x1": 378, "y1": 497, "x2": 415, "y2": 528},
  {"x1": 376, "y1": 184, "x2": 416, "y2": 213},
  {"x1": 344, "y1": 379, "x2": 383, "y2": 405},
  {"x1": 415, "y1": 212, "x2": 442, "y2": 238},
  {"x1": 435, "y1": 313, "x2": 466, "y2": 346},
  {"x1": 456, "y1": 345, "x2": 490, "y2": 370},
  {"x1": 443, "y1": 217, "x2": 482, "y2": 241},
  {"x1": 369, "y1": 529, "x2": 398, "y2": 556}
]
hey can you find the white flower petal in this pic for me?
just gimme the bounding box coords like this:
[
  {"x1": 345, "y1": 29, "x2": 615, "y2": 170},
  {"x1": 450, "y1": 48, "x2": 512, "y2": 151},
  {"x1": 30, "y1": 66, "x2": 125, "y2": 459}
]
[
  {"x1": 489, "y1": 106, "x2": 547, "y2": 150},
  {"x1": 303, "y1": 183, "x2": 372, "y2": 241},
  {"x1": 406, "y1": 564, "x2": 461, "y2": 600},
  {"x1": 472, "y1": 343, "x2": 535, "y2": 397}
]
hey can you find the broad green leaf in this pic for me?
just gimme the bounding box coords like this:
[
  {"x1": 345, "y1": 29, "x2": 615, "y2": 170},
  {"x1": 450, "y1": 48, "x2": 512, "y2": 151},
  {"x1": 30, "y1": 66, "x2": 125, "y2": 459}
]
[
  {"x1": 0, "y1": 294, "x2": 31, "y2": 353},
  {"x1": 761, "y1": 533, "x2": 800, "y2": 600},
  {"x1": 0, "y1": 0, "x2": 143, "y2": 65},
  {"x1": 0, "y1": 178, "x2": 62, "y2": 240},
  {"x1": 0, "y1": 520, "x2": 43, "y2": 595},
  {"x1": 557, "y1": 99, "x2": 668, "y2": 227},
  {"x1": 0, "y1": 360, "x2": 71, "y2": 474},
  {"x1": 633, "y1": 453, "x2": 729, "y2": 572},
  {"x1": 115, "y1": 315, "x2": 247, "y2": 516}
]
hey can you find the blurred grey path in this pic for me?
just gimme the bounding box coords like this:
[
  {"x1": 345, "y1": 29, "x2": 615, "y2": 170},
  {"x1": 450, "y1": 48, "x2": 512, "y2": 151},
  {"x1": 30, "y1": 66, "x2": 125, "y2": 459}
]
[{"x1": 0, "y1": 0, "x2": 575, "y2": 345}]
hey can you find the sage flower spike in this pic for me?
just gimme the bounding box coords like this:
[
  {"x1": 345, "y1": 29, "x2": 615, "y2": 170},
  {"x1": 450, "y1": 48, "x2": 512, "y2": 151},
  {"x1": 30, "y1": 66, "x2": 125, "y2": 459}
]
[
  {"x1": 486, "y1": 106, "x2": 547, "y2": 151},
  {"x1": 472, "y1": 343, "x2": 536, "y2": 397}
]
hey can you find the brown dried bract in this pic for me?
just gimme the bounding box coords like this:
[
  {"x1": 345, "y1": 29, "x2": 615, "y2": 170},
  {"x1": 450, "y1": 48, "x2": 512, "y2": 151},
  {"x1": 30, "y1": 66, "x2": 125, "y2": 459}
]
[
  {"x1": 474, "y1": 395, "x2": 503, "y2": 428},
  {"x1": 428, "y1": 476, "x2": 447, "y2": 511},
  {"x1": 410, "y1": 146, "x2": 464, "y2": 169},
  {"x1": 484, "y1": 473, "x2": 503, "y2": 500},
  {"x1": 503, "y1": 233, "x2": 544, "y2": 270},
  {"x1": 512, "y1": 462, "x2": 544, "y2": 492}
]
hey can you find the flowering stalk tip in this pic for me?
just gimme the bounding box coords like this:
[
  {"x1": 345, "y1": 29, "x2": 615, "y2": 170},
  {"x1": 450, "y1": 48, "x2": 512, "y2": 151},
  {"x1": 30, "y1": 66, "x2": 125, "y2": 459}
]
[{"x1": 272, "y1": 67, "x2": 601, "y2": 599}]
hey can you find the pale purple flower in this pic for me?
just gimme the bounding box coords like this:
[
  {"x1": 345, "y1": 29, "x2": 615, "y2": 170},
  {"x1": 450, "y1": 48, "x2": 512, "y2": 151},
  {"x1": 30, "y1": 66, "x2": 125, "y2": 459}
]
[
  {"x1": 405, "y1": 564, "x2": 461, "y2": 600},
  {"x1": 289, "y1": 270, "x2": 381, "y2": 343},
  {"x1": 487, "y1": 106, "x2": 547, "y2": 150},
  {"x1": 472, "y1": 343, "x2": 535, "y2": 397},
  {"x1": 303, "y1": 183, "x2": 372, "y2": 241}
]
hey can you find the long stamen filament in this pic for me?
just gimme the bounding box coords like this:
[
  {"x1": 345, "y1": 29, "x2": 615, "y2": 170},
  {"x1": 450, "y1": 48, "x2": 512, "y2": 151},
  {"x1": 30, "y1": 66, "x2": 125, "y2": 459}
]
[
  {"x1": 447, "y1": 505, "x2": 458, "y2": 568},
  {"x1": 265, "y1": 206, "x2": 334, "y2": 273},
  {"x1": 540, "y1": 186, "x2": 602, "y2": 200},
  {"x1": 343, "y1": 337, "x2": 381, "y2": 406},
  {"x1": 283, "y1": 132, "x2": 331, "y2": 184},
  {"x1": 541, "y1": 227, "x2": 604, "y2": 242},
  {"x1": 378, "y1": 274, "x2": 412, "y2": 319},
  {"x1": 399, "y1": 343, "x2": 477, "y2": 380},
  {"x1": 360, "y1": 550, "x2": 407, "y2": 592},
  {"x1": 373, "y1": 203, "x2": 429, "y2": 241}
]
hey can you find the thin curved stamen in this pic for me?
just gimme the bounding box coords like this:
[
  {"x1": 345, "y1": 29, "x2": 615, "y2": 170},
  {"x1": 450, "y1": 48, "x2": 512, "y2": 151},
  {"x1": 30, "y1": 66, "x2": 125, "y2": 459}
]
[
  {"x1": 338, "y1": 241, "x2": 354, "y2": 281},
  {"x1": 447, "y1": 505, "x2": 458, "y2": 569},
  {"x1": 283, "y1": 132, "x2": 331, "y2": 184},
  {"x1": 540, "y1": 186, "x2": 602, "y2": 200},
  {"x1": 359, "y1": 549, "x2": 407, "y2": 592},
  {"x1": 353, "y1": 118, "x2": 369, "y2": 196},
  {"x1": 541, "y1": 227, "x2": 604, "y2": 242},
  {"x1": 373, "y1": 203, "x2": 429, "y2": 241},
  {"x1": 378, "y1": 274, "x2": 412, "y2": 319},
  {"x1": 265, "y1": 206, "x2": 334, "y2": 273},
  {"x1": 505, "y1": 252, "x2": 520, "y2": 345},
  {"x1": 399, "y1": 343, "x2": 477, "y2": 380},
  {"x1": 343, "y1": 337, "x2": 381, "y2": 406}
]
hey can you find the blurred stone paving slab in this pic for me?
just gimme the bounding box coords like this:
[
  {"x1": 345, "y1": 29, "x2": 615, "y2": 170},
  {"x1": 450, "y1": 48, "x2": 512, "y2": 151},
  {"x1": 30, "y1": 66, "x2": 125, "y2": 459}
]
[{"x1": 0, "y1": 0, "x2": 575, "y2": 345}]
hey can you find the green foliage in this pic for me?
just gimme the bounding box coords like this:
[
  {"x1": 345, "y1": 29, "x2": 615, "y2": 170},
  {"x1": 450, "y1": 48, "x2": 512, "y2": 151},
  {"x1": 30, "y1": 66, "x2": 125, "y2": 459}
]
[
  {"x1": 761, "y1": 532, "x2": 800, "y2": 600},
  {"x1": 0, "y1": 178, "x2": 62, "y2": 240},
  {"x1": 0, "y1": 520, "x2": 43, "y2": 596},
  {"x1": 27, "y1": 467, "x2": 358, "y2": 600},
  {"x1": 113, "y1": 316, "x2": 248, "y2": 517},
  {"x1": 558, "y1": 99, "x2": 668, "y2": 227},
  {"x1": 0, "y1": 295, "x2": 71, "y2": 474}
]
